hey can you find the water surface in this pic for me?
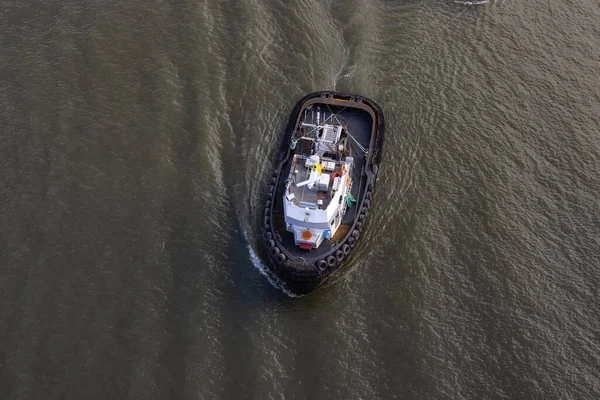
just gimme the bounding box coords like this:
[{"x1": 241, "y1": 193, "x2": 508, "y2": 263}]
[{"x1": 1, "y1": 0, "x2": 599, "y2": 399}]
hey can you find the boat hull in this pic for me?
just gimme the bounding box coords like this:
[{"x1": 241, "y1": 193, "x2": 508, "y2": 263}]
[{"x1": 262, "y1": 91, "x2": 385, "y2": 294}]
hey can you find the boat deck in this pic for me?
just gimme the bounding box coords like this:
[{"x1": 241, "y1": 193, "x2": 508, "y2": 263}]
[
  {"x1": 286, "y1": 155, "x2": 346, "y2": 209},
  {"x1": 272, "y1": 103, "x2": 373, "y2": 259}
]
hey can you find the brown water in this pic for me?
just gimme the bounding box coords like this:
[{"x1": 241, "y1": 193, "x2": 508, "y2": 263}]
[{"x1": 1, "y1": 0, "x2": 599, "y2": 399}]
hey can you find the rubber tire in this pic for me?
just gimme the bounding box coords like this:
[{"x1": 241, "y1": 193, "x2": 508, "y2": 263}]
[
  {"x1": 316, "y1": 260, "x2": 328, "y2": 272},
  {"x1": 276, "y1": 253, "x2": 286, "y2": 264},
  {"x1": 351, "y1": 230, "x2": 359, "y2": 238},
  {"x1": 266, "y1": 232, "x2": 273, "y2": 240},
  {"x1": 360, "y1": 207, "x2": 368, "y2": 216},
  {"x1": 356, "y1": 222, "x2": 363, "y2": 231},
  {"x1": 342, "y1": 244, "x2": 351, "y2": 256},
  {"x1": 363, "y1": 199, "x2": 371, "y2": 208},
  {"x1": 358, "y1": 214, "x2": 365, "y2": 223},
  {"x1": 267, "y1": 239, "x2": 275, "y2": 248},
  {"x1": 326, "y1": 255, "x2": 337, "y2": 267},
  {"x1": 348, "y1": 237, "x2": 355, "y2": 245},
  {"x1": 271, "y1": 247, "x2": 280, "y2": 256},
  {"x1": 335, "y1": 250, "x2": 344, "y2": 263},
  {"x1": 365, "y1": 191, "x2": 372, "y2": 200}
]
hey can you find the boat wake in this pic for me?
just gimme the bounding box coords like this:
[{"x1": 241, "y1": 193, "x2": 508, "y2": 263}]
[
  {"x1": 453, "y1": 0, "x2": 488, "y2": 5},
  {"x1": 333, "y1": 63, "x2": 357, "y2": 90},
  {"x1": 244, "y1": 232, "x2": 301, "y2": 298}
]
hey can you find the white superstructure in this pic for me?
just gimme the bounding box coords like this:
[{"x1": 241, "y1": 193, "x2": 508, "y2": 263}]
[{"x1": 283, "y1": 118, "x2": 354, "y2": 250}]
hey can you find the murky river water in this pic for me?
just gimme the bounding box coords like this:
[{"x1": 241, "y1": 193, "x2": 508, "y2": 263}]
[{"x1": 1, "y1": 0, "x2": 599, "y2": 398}]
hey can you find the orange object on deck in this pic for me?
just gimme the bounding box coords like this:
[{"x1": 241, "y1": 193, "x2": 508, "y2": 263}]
[{"x1": 301, "y1": 230, "x2": 312, "y2": 240}]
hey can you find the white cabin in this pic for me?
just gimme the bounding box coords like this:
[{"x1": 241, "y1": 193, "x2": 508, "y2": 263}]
[{"x1": 283, "y1": 119, "x2": 353, "y2": 250}]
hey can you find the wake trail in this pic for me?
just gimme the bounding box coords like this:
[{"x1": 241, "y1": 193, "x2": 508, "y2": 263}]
[{"x1": 244, "y1": 231, "x2": 301, "y2": 298}]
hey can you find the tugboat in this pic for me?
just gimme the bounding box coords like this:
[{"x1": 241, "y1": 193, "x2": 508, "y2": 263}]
[{"x1": 262, "y1": 91, "x2": 384, "y2": 294}]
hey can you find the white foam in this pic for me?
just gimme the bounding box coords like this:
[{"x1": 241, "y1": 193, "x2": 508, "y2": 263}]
[
  {"x1": 245, "y1": 233, "x2": 301, "y2": 298},
  {"x1": 454, "y1": 0, "x2": 488, "y2": 5}
]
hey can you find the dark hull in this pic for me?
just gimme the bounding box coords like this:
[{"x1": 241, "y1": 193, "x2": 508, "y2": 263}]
[{"x1": 262, "y1": 91, "x2": 385, "y2": 294}]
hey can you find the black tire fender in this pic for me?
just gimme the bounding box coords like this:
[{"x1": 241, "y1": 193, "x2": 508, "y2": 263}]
[
  {"x1": 316, "y1": 260, "x2": 327, "y2": 272},
  {"x1": 351, "y1": 230, "x2": 359, "y2": 238},
  {"x1": 335, "y1": 250, "x2": 344, "y2": 262},
  {"x1": 326, "y1": 255, "x2": 337, "y2": 267},
  {"x1": 276, "y1": 253, "x2": 287, "y2": 264},
  {"x1": 270, "y1": 247, "x2": 280, "y2": 256},
  {"x1": 267, "y1": 239, "x2": 275, "y2": 248},
  {"x1": 342, "y1": 244, "x2": 351, "y2": 256}
]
